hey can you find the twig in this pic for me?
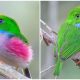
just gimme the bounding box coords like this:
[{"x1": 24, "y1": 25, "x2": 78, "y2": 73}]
[
  {"x1": 40, "y1": 19, "x2": 58, "y2": 78},
  {"x1": 41, "y1": 28, "x2": 53, "y2": 41},
  {"x1": 0, "y1": 63, "x2": 29, "y2": 79},
  {"x1": 41, "y1": 28, "x2": 55, "y2": 46},
  {"x1": 40, "y1": 19, "x2": 57, "y2": 46},
  {"x1": 40, "y1": 65, "x2": 55, "y2": 74},
  {"x1": 40, "y1": 19, "x2": 52, "y2": 32},
  {"x1": 40, "y1": 19, "x2": 57, "y2": 35},
  {"x1": 40, "y1": 64, "x2": 58, "y2": 79},
  {"x1": 40, "y1": 28, "x2": 43, "y2": 43}
]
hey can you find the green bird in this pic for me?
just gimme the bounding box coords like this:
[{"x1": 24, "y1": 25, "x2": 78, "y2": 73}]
[
  {"x1": 0, "y1": 15, "x2": 33, "y2": 78},
  {"x1": 54, "y1": 6, "x2": 80, "y2": 76}
]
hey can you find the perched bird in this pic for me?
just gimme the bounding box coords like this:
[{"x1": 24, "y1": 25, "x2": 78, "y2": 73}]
[
  {"x1": 0, "y1": 15, "x2": 33, "y2": 78},
  {"x1": 54, "y1": 6, "x2": 80, "y2": 76}
]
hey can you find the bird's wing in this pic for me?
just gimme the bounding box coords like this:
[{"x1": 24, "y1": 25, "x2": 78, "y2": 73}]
[
  {"x1": 19, "y1": 33, "x2": 29, "y2": 44},
  {"x1": 58, "y1": 23, "x2": 80, "y2": 60}
]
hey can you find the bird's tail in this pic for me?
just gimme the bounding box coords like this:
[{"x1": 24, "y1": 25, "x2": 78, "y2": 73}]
[
  {"x1": 54, "y1": 57, "x2": 63, "y2": 76},
  {"x1": 23, "y1": 68, "x2": 31, "y2": 78}
]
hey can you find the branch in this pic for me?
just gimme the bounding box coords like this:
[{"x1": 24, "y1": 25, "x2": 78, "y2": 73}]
[
  {"x1": 40, "y1": 65, "x2": 55, "y2": 74},
  {"x1": 40, "y1": 19, "x2": 52, "y2": 32},
  {"x1": 40, "y1": 19, "x2": 57, "y2": 46},
  {"x1": 40, "y1": 64, "x2": 58, "y2": 79},
  {"x1": 40, "y1": 19, "x2": 57, "y2": 35},
  {"x1": 71, "y1": 52, "x2": 80, "y2": 67},
  {"x1": 0, "y1": 63, "x2": 29, "y2": 79},
  {"x1": 40, "y1": 19, "x2": 58, "y2": 78}
]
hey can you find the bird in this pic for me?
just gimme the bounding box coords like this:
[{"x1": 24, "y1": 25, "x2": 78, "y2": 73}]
[
  {"x1": 54, "y1": 6, "x2": 80, "y2": 76},
  {"x1": 0, "y1": 15, "x2": 33, "y2": 78}
]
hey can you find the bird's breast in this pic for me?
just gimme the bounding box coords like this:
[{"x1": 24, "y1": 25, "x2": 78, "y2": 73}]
[{"x1": 0, "y1": 34, "x2": 9, "y2": 46}]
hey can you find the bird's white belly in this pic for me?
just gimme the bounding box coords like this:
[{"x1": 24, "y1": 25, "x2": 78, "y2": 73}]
[{"x1": 0, "y1": 47, "x2": 28, "y2": 68}]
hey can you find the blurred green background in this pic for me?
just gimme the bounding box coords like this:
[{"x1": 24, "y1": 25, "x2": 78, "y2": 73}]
[
  {"x1": 41, "y1": 1, "x2": 80, "y2": 79},
  {"x1": 0, "y1": 1, "x2": 39, "y2": 79}
]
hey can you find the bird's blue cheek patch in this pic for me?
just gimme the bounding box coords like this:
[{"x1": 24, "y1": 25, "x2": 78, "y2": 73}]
[
  {"x1": 75, "y1": 23, "x2": 80, "y2": 28},
  {"x1": 0, "y1": 30, "x2": 15, "y2": 38},
  {"x1": 8, "y1": 34, "x2": 15, "y2": 38}
]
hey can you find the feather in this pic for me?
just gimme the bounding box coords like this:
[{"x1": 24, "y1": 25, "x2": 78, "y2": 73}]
[
  {"x1": 54, "y1": 56, "x2": 63, "y2": 76},
  {"x1": 5, "y1": 37, "x2": 33, "y2": 62},
  {"x1": 54, "y1": 6, "x2": 80, "y2": 76},
  {"x1": 0, "y1": 31, "x2": 33, "y2": 68}
]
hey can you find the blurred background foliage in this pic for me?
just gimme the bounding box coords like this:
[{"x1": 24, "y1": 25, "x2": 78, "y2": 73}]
[
  {"x1": 0, "y1": 1, "x2": 39, "y2": 79},
  {"x1": 41, "y1": 1, "x2": 80, "y2": 79}
]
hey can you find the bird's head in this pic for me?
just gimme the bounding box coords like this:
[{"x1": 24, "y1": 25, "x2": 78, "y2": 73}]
[
  {"x1": 0, "y1": 14, "x2": 20, "y2": 34},
  {"x1": 66, "y1": 6, "x2": 80, "y2": 25}
]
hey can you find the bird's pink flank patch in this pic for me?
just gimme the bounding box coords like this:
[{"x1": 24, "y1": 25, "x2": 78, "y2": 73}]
[{"x1": 6, "y1": 37, "x2": 33, "y2": 62}]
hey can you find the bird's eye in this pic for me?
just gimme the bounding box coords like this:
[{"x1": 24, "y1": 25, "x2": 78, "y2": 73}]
[
  {"x1": 0, "y1": 19, "x2": 4, "y2": 23},
  {"x1": 75, "y1": 14, "x2": 80, "y2": 19}
]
